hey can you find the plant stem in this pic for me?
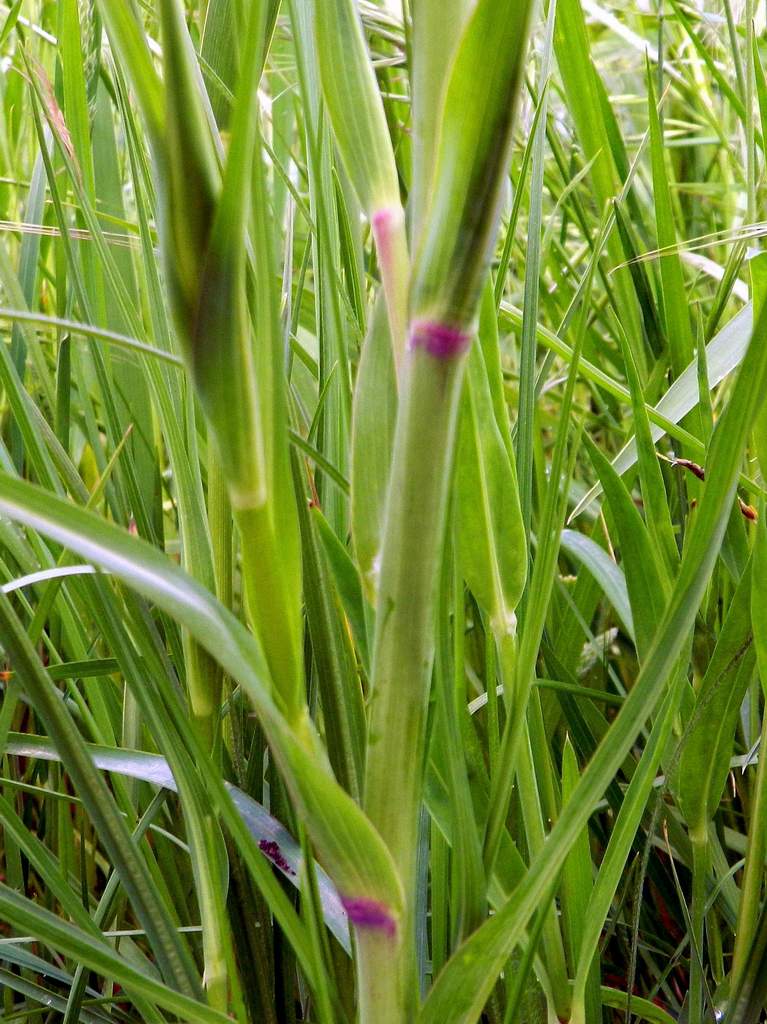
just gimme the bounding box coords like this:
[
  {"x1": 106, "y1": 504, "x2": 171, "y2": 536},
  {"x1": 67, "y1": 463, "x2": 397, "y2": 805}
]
[
  {"x1": 208, "y1": 457, "x2": 233, "y2": 613},
  {"x1": 363, "y1": 337, "x2": 469, "y2": 1020},
  {"x1": 236, "y1": 504, "x2": 303, "y2": 718},
  {"x1": 690, "y1": 827, "x2": 710, "y2": 1024},
  {"x1": 371, "y1": 205, "x2": 410, "y2": 374},
  {"x1": 731, "y1": 706, "x2": 767, "y2": 995},
  {"x1": 207, "y1": 454, "x2": 232, "y2": 755},
  {"x1": 184, "y1": 638, "x2": 221, "y2": 753}
]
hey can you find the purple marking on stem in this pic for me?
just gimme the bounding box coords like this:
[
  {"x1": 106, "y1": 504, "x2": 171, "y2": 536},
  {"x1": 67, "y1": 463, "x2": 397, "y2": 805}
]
[
  {"x1": 371, "y1": 206, "x2": 402, "y2": 262},
  {"x1": 371, "y1": 207, "x2": 395, "y2": 232},
  {"x1": 409, "y1": 319, "x2": 471, "y2": 360},
  {"x1": 259, "y1": 839, "x2": 296, "y2": 876},
  {"x1": 340, "y1": 896, "x2": 397, "y2": 937},
  {"x1": 371, "y1": 207, "x2": 402, "y2": 287}
]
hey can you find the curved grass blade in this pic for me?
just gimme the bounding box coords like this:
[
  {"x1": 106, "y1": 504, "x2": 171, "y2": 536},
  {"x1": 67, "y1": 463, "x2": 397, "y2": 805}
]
[
  {"x1": 559, "y1": 528, "x2": 634, "y2": 642},
  {"x1": 583, "y1": 436, "x2": 669, "y2": 660}
]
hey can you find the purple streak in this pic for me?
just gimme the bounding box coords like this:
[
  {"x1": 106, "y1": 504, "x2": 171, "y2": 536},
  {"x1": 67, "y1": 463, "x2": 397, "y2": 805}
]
[
  {"x1": 340, "y1": 896, "x2": 397, "y2": 938},
  {"x1": 409, "y1": 319, "x2": 471, "y2": 360},
  {"x1": 259, "y1": 839, "x2": 296, "y2": 876}
]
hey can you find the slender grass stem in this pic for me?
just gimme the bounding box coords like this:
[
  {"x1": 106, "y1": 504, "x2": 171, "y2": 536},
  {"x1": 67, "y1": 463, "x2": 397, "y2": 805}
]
[
  {"x1": 731, "y1": 706, "x2": 767, "y2": 995},
  {"x1": 689, "y1": 829, "x2": 711, "y2": 1024}
]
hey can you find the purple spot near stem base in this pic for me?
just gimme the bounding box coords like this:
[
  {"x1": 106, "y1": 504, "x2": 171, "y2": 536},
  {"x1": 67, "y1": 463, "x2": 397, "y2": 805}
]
[
  {"x1": 409, "y1": 319, "x2": 471, "y2": 360},
  {"x1": 340, "y1": 896, "x2": 397, "y2": 938}
]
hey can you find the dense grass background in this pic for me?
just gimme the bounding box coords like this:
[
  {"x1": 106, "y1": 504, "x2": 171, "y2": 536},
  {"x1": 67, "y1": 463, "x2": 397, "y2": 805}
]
[{"x1": 1, "y1": 0, "x2": 767, "y2": 1021}]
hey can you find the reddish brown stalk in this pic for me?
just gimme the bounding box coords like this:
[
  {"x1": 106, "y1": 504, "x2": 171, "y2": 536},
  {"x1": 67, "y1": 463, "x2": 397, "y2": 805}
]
[{"x1": 674, "y1": 457, "x2": 706, "y2": 481}]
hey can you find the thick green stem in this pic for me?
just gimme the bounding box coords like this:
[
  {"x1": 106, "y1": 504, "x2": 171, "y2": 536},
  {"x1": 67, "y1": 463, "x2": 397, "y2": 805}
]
[
  {"x1": 363, "y1": 340, "x2": 468, "y2": 1020},
  {"x1": 356, "y1": 930, "x2": 407, "y2": 1024}
]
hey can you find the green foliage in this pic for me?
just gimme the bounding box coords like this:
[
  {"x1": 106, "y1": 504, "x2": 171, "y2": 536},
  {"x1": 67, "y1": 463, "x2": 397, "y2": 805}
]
[{"x1": 1, "y1": 2, "x2": 767, "y2": 1023}]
